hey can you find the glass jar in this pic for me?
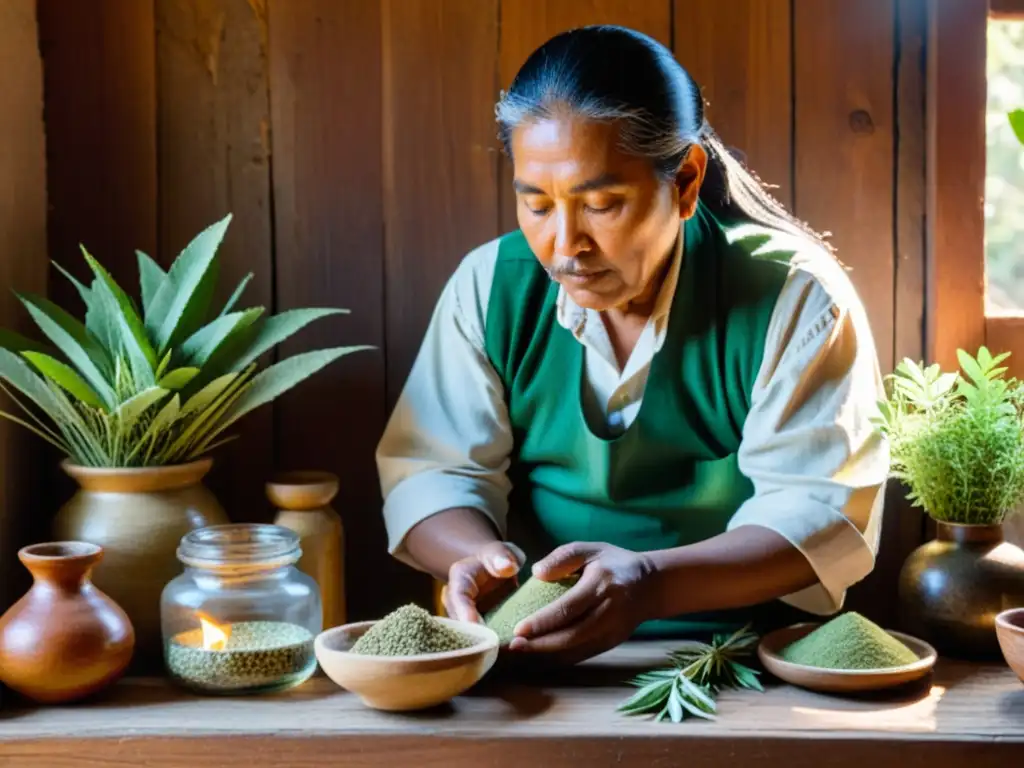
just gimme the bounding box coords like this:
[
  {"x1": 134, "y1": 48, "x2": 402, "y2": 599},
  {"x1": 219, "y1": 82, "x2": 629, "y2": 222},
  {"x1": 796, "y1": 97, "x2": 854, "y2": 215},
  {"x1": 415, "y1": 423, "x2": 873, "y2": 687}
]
[{"x1": 160, "y1": 523, "x2": 322, "y2": 695}]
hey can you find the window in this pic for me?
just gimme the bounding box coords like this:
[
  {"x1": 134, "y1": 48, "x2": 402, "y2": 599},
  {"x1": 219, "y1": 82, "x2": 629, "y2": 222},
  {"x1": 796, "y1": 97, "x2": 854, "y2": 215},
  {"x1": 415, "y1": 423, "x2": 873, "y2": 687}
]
[{"x1": 985, "y1": 17, "x2": 1024, "y2": 315}]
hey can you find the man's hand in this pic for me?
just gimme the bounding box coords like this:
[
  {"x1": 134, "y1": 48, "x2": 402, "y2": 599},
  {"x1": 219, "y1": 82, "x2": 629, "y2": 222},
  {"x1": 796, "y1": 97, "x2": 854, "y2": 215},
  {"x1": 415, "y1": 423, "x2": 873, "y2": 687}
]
[
  {"x1": 507, "y1": 542, "x2": 658, "y2": 664},
  {"x1": 443, "y1": 541, "x2": 525, "y2": 623}
]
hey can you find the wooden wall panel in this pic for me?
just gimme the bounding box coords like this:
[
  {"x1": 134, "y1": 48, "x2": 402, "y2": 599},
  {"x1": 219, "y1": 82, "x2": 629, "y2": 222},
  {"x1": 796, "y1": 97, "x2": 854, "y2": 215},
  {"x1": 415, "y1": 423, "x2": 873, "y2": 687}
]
[
  {"x1": 674, "y1": 0, "x2": 793, "y2": 208},
  {"x1": 794, "y1": 0, "x2": 896, "y2": 372},
  {"x1": 497, "y1": 0, "x2": 673, "y2": 232},
  {"x1": 267, "y1": 0, "x2": 404, "y2": 618},
  {"x1": 156, "y1": 0, "x2": 275, "y2": 523},
  {"x1": 0, "y1": 0, "x2": 49, "y2": 606},
  {"x1": 794, "y1": 0, "x2": 900, "y2": 625},
  {"x1": 37, "y1": 0, "x2": 158, "y2": 298},
  {"x1": 895, "y1": 0, "x2": 927, "y2": 367},
  {"x1": 382, "y1": 0, "x2": 501, "y2": 407},
  {"x1": 926, "y1": 0, "x2": 987, "y2": 371}
]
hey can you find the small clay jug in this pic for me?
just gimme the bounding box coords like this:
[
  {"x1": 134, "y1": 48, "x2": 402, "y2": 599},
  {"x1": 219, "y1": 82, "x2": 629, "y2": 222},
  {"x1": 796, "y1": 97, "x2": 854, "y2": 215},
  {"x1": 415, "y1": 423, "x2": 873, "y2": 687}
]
[
  {"x1": 268, "y1": 471, "x2": 345, "y2": 629},
  {"x1": 0, "y1": 542, "x2": 135, "y2": 703},
  {"x1": 899, "y1": 522, "x2": 1024, "y2": 659}
]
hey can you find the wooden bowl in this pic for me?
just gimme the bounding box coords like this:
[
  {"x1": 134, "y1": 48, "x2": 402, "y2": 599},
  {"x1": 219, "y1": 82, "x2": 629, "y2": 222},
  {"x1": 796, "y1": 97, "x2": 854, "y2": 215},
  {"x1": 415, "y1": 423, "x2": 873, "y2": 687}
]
[
  {"x1": 757, "y1": 622, "x2": 938, "y2": 693},
  {"x1": 995, "y1": 607, "x2": 1024, "y2": 684},
  {"x1": 314, "y1": 618, "x2": 499, "y2": 711}
]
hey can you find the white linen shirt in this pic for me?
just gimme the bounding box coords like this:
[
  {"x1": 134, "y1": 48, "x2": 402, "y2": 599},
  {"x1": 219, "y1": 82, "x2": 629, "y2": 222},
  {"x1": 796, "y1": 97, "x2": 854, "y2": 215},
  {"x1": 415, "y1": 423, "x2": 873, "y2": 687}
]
[{"x1": 376, "y1": 224, "x2": 890, "y2": 616}]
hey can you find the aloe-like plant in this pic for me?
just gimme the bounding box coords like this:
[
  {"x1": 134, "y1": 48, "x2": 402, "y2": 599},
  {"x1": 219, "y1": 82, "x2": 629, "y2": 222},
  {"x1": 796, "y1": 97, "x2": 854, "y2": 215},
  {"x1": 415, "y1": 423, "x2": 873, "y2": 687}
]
[
  {"x1": 0, "y1": 214, "x2": 370, "y2": 467},
  {"x1": 873, "y1": 347, "x2": 1024, "y2": 525}
]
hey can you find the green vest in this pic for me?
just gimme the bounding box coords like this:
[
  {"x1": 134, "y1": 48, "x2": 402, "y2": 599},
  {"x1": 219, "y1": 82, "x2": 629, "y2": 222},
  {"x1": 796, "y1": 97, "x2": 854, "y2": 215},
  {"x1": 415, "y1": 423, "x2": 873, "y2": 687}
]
[{"x1": 484, "y1": 203, "x2": 796, "y2": 637}]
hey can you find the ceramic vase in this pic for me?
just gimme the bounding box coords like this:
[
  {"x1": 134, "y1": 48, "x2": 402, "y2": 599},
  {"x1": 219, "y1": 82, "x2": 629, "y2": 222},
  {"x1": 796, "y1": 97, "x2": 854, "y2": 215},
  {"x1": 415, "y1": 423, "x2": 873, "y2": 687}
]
[
  {"x1": 268, "y1": 471, "x2": 346, "y2": 629},
  {"x1": 52, "y1": 458, "x2": 229, "y2": 667},
  {"x1": 0, "y1": 542, "x2": 134, "y2": 703},
  {"x1": 899, "y1": 522, "x2": 1024, "y2": 658}
]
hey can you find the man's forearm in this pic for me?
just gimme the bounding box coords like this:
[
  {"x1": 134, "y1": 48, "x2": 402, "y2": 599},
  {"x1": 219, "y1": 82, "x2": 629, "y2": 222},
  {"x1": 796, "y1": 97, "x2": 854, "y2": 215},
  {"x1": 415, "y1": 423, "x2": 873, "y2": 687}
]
[
  {"x1": 643, "y1": 525, "x2": 819, "y2": 620},
  {"x1": 402, "y1": 507, "x2": 504, "y2": 580}
]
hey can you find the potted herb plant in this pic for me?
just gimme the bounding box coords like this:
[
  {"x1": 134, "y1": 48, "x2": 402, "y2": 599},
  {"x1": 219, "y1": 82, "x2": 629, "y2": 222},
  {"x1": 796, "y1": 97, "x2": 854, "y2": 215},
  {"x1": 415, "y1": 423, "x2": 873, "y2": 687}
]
[
  {"x1": 875, "y1": 347, "x2": 1024, "y2": 658},
  {"x1": 0, "y1": 215, "x2": 370, "y2": 660}
]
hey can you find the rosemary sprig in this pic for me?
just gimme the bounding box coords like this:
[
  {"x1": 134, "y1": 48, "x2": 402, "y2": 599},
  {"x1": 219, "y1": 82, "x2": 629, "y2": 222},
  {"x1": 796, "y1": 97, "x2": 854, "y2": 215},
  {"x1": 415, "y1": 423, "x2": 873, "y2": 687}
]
[{"x1": 617, "y1": 625, "x2": 763, "y2": 723}]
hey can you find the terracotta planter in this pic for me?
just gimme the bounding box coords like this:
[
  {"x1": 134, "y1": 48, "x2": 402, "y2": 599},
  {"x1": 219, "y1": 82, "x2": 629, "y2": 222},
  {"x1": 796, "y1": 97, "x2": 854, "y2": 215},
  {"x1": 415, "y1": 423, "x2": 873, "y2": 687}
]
[
  {"x1": 268, "y1": 471, "x2": 346, "y2": 630},
  {"x1": 0, "y1": 542, "x2": 134, "y2": 703},
  {"x1": 52, "y1": 458, "x2": 229, "y2": 666},
  {"x1": 899, "y1": 522, "x2": 1024, "y2": 659}
]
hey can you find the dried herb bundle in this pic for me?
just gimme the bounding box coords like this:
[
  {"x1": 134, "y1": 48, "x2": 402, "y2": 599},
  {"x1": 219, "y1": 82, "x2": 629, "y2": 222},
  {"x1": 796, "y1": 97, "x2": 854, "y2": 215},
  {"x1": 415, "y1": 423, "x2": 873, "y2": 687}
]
[{"x1": 617, "y1": 625, "x2": 763, "y2": 723}]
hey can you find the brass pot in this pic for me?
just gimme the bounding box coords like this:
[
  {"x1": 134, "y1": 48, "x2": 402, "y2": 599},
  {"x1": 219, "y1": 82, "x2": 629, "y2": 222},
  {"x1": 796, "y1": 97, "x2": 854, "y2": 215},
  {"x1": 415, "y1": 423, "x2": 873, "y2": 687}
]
[
  {"x1": 899, "y1": 522, "x2": 1024, "y2": 659},
  {"x1": 52, "y1": 459, "x2": 229, "y2": 668}
]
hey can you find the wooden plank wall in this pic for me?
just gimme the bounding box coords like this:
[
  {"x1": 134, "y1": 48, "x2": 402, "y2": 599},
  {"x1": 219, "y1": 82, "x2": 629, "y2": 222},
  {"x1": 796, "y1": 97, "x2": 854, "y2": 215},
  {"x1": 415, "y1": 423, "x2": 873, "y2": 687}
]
[
  {"x1": 25, "y1": 0, "x2": 926, "y2": 624},
  {"x1": 0, "y1": 0, "x2": 49, "y2": 607}
]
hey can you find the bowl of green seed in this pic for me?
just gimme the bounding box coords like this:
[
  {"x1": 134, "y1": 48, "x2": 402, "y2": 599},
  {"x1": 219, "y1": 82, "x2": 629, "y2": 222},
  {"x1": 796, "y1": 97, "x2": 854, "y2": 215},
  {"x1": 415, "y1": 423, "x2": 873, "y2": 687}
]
[
  {"x1": 314, "y1": 604, "x2": 499, "y2": 711},
  {"x1": 757, "y1": 612, "x2": 937, "y2": 693}
]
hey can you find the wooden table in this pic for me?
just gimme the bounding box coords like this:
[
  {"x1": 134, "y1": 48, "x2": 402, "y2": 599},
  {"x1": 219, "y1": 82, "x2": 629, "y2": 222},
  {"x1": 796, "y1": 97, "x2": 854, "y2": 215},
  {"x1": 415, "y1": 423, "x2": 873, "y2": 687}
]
[{"x1": 0, "y1": 642, "x2": 1020, "y2": 767}]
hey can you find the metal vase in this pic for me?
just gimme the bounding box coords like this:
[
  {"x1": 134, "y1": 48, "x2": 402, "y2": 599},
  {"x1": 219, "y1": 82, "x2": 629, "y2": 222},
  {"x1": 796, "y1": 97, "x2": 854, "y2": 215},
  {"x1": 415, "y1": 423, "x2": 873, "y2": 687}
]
[{"x1": 898, "y1": 522, "x2": 1024, "y2": 659}]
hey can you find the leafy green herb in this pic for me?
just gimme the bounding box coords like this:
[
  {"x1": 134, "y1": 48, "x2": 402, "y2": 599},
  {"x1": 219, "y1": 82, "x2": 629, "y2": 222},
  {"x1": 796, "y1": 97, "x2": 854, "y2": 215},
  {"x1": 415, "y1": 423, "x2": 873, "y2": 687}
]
[
  {"x1": 873, "y1": 346, "x2": 1024, "y2": 525},
  {"x1": 617, "y1": 625, "x2": 762, "y2": 723},
  {"x1": 0, "y1": 214, "x2": 373, "y2": 467}
]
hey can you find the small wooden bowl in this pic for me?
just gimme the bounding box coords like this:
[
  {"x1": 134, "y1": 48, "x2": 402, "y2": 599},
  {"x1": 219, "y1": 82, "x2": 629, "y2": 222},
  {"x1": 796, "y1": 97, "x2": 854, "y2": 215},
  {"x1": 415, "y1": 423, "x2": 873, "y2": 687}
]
[
  {"x1": 996, "y1": 607, "x2": 1024, "y2": 685},
  {"x1": 314, "y1": 618, "x2": 499, "y2": 711},
  {"x1": 757, "y1": 622, "x2": 937, "y2": 693}
]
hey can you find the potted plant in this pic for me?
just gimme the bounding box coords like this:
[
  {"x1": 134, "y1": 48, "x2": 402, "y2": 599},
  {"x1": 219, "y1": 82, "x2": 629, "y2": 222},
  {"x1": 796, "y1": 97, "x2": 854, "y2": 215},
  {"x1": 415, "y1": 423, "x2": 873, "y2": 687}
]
[
  {"x1": 875, "y1": 347, "x2": 1024, "y2": 658},
  {"x1": 0, "y1": 214, "x2": 369, "y2": 661}
]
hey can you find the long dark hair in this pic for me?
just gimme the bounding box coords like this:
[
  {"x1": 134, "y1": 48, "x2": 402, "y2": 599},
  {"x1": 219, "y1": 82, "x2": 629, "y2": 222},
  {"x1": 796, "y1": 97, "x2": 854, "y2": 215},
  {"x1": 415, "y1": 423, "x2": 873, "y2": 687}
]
[{"x1": 496, "y1": 25, "x2": 832, "y2": 254}]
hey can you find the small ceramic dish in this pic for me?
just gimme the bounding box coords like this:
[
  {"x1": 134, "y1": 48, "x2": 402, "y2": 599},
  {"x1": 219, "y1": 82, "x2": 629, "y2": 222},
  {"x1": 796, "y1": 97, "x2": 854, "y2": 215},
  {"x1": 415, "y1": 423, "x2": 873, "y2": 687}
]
[
  {"x1": 995, "y1": 607, "x2": 1024, "y2": 685},
  {"x1": 757, "y1": 622, "x2": 938, "y2": 693},
  {"x1": 314, "y1": 618, "x2": 499, "y2": 711}
]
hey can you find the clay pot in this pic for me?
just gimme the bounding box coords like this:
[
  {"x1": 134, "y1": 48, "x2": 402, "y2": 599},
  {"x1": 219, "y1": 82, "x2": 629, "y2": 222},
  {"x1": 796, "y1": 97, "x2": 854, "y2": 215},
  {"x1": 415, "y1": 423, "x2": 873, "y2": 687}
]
[
  {"x1": 52, "y1": 458, "x2": 229, "y2": 667},
  {"x1": 899, "y1": 522, "x2": 1024, "y2": 659},
  {"x1": 0, "y1": 542, "x2": 134, "y2": 703},
  {"x1": 268, "y1": 471, "x2": 345, "y2": 629}
]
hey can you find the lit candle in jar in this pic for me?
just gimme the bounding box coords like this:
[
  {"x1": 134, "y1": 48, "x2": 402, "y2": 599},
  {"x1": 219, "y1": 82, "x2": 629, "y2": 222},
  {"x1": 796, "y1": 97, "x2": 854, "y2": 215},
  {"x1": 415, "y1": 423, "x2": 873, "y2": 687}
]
[{"x1": 165, "y1": 612, "x2": 316, "y2": 694}]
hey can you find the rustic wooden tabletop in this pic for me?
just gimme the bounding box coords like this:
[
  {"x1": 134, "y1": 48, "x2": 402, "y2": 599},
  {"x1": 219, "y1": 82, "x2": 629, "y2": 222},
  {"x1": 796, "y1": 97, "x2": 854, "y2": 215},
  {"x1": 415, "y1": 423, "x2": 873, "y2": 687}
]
[{"x1": 0, "y1": 641, "x2": 1020, "y2": 767}]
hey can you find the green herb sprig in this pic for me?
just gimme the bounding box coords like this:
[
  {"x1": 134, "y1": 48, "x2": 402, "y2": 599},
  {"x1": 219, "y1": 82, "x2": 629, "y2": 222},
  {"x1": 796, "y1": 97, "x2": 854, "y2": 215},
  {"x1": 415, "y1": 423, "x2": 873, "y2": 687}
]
[{"x1": 617, "y1": 625, "x2": 763, "y2": 724}]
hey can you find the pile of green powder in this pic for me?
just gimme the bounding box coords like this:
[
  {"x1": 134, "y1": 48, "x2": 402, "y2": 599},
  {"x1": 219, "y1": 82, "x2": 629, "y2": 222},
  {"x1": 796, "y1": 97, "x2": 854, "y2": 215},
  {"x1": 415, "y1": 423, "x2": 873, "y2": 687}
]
[
  {"x1": 351, "y1": 604, "x2": 475, "y2": 656},
  {"x1": 781, "y1": 612, "x2": 919, "y2": 670},
  {"x1": 485, "y1": 575, "x2": 580, "y2": 644}
]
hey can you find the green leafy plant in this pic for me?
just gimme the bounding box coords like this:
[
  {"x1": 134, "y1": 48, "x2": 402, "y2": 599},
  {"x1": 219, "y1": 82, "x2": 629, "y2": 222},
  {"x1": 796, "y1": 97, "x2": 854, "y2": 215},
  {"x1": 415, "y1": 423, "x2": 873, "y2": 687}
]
[
  {"x1": 873, "y1": 347, "x2": 1024, "y2": 524},
  {"x1": 0, "y1": 214, "x2": 371, "y2": 467},
  {"x1": 617, "y1": 625, "x2": 762, "y2": 723}
]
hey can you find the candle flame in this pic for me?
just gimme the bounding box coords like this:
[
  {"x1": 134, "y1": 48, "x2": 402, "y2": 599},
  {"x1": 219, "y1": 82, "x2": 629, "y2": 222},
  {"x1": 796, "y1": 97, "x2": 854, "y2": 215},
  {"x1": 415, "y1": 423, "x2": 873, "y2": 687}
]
[{"x1": 198, "y1": 614, "x2": 230, "y2": 651}]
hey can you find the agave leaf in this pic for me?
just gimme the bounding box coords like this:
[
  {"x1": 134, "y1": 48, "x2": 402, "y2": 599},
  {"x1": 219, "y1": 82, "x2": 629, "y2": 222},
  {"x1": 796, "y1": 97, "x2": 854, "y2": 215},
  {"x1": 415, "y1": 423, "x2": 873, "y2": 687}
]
[
  {"x1": 226, "y1": 308, "x2": 348, "y2": 372},
  {"x1": 80, "y1": 245, "x2": 157, "y2": 371},
  {"x1": 0, "y1": 349, "x2": 68, "y2": 420},
  {"x1": 214, "y1": 346, "x2": 372, "y2": 433},
  {"x1": 155, "y1": 349, "x2": 173, "y2": 380},
  {"x1": 113, "y1": 386, "x2": 168, "y2": 430},
  {"x1": 158, "y1": 367, "x2": 200, "y2": 390},
  {"x1": 0, "y1": 329, "x2": 52, "y2": 355},
  {"x1": 15, "y1": 292, "x2": 115, "y2": 409},
  {"x1": 137, "y1": 250, "x2": 167, "y2": 320},
  {"x1": 180, "y1": 307, "x2": 264, "y2": 367},
  {"x1": 125, "y1": 393, "x2": 181, "y2": 464},
  {"x1": 219, "y1": 273, "x2": 253, "y2": 318},
  {"x1": 166, "y1": 369, "x2": 253, "y2": 460},
  {"x1": 53, "y1": 263, "x2": 119, "y2": 354},
  {"x1": 149, "y1": 214, "x2": 231, "y2": 353},
  {"x1": 21, "y1": 352, "x2": 105, "y2": 410},
  {"x1": 181, "y1": 373, "x2": 240, "y2": 417}
]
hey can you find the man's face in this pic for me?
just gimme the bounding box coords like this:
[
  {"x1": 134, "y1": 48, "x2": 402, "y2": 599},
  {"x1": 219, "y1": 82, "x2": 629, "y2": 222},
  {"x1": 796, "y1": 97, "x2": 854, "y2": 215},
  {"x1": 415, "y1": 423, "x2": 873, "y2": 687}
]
[{"x1": 510, "y1": 112, "x2": 703, "y2": 312}]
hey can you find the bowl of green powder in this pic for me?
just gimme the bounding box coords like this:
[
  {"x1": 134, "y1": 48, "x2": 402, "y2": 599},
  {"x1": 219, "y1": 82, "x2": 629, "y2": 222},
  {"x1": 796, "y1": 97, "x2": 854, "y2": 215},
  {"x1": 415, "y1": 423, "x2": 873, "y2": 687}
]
[
  {"x1": 314, "y1": 604, "x2": 499, "y2": 711},
  {"x1": 757, "y1": 612, "x2": 937, "y2": 693}
]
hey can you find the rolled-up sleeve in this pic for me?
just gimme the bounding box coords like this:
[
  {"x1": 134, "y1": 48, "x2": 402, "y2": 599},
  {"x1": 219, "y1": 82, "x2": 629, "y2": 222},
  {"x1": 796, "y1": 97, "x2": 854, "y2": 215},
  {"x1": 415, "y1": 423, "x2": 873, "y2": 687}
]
[
  {"x1": 376, "y1": 240, "x2": 513, "y2": 569},
  {"x1": 729, "y1": 260, "x2": 890, "y2": 615}
]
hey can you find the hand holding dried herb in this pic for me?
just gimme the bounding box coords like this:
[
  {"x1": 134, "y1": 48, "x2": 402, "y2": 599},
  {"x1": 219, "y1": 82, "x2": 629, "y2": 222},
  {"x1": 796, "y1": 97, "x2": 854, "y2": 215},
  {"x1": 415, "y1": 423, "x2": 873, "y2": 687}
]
[{"x1": 617, "y1": 625, "x2": 763, "y2": 723}]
